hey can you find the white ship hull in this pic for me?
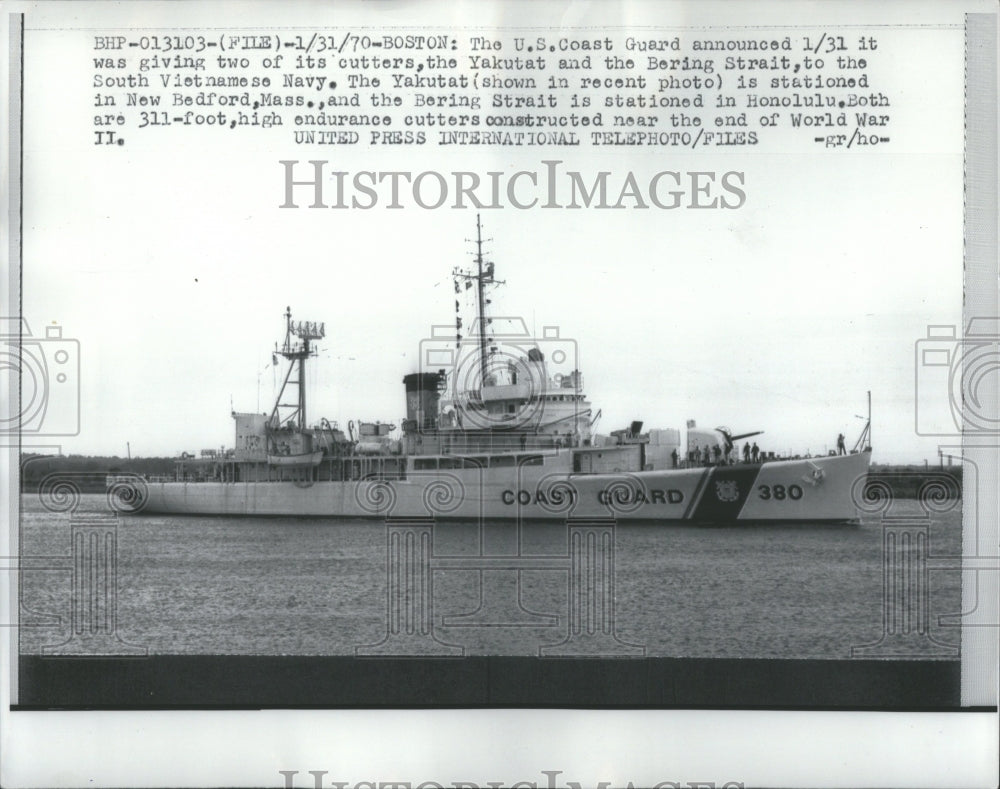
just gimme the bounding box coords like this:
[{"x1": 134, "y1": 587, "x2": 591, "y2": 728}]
[{"x1": 126, "y1": 450, "x2": 871, "y2": 523}]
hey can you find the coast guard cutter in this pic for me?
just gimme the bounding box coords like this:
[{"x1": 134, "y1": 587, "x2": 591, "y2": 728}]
[{"x1": 110, "y1": 219, "x2": 871, "y2": 522}]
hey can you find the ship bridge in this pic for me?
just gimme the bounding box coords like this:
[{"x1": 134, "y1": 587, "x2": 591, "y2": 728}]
[
  {"x1": 401, "y1": 353, "x2": 594, "y2": 455},
  {"x1": 399, "y1": 215, "x2": 595, "y2": 456}
]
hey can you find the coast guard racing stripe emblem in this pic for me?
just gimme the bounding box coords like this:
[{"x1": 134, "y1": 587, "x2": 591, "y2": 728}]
[{"x1": 691, "y1": 465, "x2": 761, "y2": 521}]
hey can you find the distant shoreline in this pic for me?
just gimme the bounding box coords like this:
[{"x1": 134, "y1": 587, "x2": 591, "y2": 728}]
[{"x1": 18, "y1": 453, "x2": 963, "y2": 499}]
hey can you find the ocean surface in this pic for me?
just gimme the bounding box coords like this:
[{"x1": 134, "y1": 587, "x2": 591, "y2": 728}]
[{"x1": 18, "y1": 493, "x2": 962, "y2": 659}]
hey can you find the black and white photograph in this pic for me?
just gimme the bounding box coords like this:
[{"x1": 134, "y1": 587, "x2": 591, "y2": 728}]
[{"x1": 2, "y1": 1, "x2": 997, "y2": 786}]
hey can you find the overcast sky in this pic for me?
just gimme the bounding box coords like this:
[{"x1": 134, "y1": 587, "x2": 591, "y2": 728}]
[{"x1": 17, "y1": 2, "x2": 967, "y2": 464}]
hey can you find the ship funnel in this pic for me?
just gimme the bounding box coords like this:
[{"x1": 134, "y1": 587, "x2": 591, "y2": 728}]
[{"x1": 403, "y1": 372, "x2": 445, "y2": 431}]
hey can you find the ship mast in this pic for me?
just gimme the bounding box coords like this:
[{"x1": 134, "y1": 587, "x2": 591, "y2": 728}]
[
  {"x1": 268, "y1": 307, "x2": 325, "y2": 431},
  {"x1": 453, "y1": 214, "x2": 503, "y2": 390},
  {"x1": 474, "y1": 214, "x2": 489, "y2": 388}
]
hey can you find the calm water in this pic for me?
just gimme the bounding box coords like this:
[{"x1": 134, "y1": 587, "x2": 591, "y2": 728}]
[{"x1": 18, "y1": 494, "x2": 962, "y2": 658}]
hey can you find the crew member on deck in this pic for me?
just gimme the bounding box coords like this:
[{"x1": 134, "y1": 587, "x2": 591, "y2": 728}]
[
  {"x1": 712, "y1": 445, "x2": 721, "y2": 464},
  {"x1": 751, "y1": 442, "x2": 760, "y2": 463},
  {"x1": 671, "y1": 448, "x2": 678, "y2": 468},
  {"x1": 743, "y1": 442, "x2": 751, "y2": 463},
  {"x1": 837, "y1": 433, "x2": 846, "y2": 455},
  {"x1": 701, "y1": 445, "x2": 710, "y2": 466}
]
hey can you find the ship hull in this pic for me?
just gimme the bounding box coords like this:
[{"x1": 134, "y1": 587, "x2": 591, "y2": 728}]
[{"x1": 125, "y1": 451, "x2": 871, "y2": 523}]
